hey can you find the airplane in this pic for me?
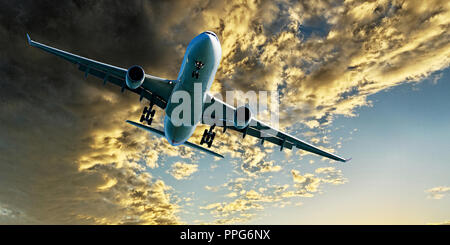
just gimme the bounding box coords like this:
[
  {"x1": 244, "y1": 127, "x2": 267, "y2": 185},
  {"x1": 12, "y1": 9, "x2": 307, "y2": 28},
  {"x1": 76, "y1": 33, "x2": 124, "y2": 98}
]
[{"x1": 26, "y1": 31, "x2": 350, "y2": 162}]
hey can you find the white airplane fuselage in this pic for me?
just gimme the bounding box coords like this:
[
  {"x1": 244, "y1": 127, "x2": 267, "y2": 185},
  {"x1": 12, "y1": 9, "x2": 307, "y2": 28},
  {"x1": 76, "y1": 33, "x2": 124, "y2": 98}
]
[{"x1": 164, "y1": 31, "x2": 222, "y2": 145}]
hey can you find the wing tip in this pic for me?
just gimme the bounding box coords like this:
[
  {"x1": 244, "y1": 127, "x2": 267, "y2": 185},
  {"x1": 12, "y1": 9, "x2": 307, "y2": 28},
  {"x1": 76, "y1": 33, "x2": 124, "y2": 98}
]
[
  {"x1": 344, "y1": 157, "x2": 352, "y2": 162},
  {"x1": 125, "y1": 120, "x2": 138, "y2": 126},
  {"x1": 26, "y1": 33, "x2": 32, "y2": 45},
  {"x1": 212, "y1": 152, "x2": 225, "y2": 158}
]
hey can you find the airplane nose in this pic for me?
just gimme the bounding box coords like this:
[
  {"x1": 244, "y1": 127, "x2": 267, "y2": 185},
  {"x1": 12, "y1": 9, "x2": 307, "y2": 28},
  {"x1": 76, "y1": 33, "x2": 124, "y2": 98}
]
[
  {"x1": 198, "y1": 31, "x2": 218, "y2": 44},
  {"x1": 204, "y1": 31, "x2": 218, "y2": 40},
  {"x1": 189, "y1": 31, "x2": 220, "y2": 56}
]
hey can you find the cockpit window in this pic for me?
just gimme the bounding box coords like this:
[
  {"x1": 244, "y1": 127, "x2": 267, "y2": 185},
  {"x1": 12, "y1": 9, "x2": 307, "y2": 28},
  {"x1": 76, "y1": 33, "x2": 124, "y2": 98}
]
[{"x1": 204, "y1": 31, "x2": 219, "y2": 41}]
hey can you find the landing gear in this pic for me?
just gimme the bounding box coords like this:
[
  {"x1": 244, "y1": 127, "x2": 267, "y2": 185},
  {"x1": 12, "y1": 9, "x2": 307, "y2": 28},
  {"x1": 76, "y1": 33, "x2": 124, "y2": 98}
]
[
  {"x1": 194, "y1": 60, "x2": 204, "y2": 70},
  {"x1": 192, "y1": 70, "x2": 199, "y2": 79},
  {"x1": 191, "y1": 60, "x2": 204, "y2": 79},
  {"x1": 140, "y1": 102, "x2": 156, "y2": 125},
  {"x1": 200, "y1": 124, "x2": 216, "y2": 148}
]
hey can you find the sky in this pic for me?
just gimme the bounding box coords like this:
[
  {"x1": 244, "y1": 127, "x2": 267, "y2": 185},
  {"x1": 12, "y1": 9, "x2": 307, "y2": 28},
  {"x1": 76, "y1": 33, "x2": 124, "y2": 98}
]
[{"x1": 0, "y1": 0, "x2": 449, "y2": 224}]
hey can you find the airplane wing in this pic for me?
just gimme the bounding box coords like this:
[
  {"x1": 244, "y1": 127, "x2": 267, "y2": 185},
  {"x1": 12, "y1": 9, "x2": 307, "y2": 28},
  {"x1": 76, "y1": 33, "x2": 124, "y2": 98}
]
[
  {"x1": 126, "y1": 120, "x2": 224, "y2": 158},
  {"x1": 202, "y1": 94, "x2": 351, "y2": 162},
  {"x1": 26, "y1": 34, "x2": 174, "y2": 109}
]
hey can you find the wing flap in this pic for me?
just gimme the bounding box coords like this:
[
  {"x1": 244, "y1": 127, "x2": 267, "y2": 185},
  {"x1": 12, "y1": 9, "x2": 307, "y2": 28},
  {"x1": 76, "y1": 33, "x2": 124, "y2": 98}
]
[{"x1": 244, "y1": 127, "x2": 294, "y2": 150}]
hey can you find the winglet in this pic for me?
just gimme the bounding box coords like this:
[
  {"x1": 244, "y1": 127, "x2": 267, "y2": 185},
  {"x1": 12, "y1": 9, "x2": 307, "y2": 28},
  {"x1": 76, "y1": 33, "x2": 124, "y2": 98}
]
[
  {"x1": 344, "y1": 157, "x2": 352, "y2": 163},
  {"x1": 26, "y1": 33, "x2": 32, "y2": 45}
]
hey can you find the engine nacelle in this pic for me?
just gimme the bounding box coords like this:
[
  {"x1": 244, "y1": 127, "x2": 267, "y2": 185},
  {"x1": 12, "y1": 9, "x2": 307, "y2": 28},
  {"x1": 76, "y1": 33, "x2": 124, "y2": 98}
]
[
  {"x1": 234, "y1": 105, "x2": 252, "y2": 129},
  {"x1": 126, "y1": 65, "x2": 145, "y2": 89}
]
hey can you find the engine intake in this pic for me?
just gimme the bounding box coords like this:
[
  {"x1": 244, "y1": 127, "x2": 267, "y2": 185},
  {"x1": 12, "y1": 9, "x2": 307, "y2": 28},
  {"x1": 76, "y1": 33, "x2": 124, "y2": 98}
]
[
  {"x1": 234, "y1": 106, "x2": 252, "y2": 129},
  {"x1": 126, "y1": 65, "x2": 145, "y2": 89}
]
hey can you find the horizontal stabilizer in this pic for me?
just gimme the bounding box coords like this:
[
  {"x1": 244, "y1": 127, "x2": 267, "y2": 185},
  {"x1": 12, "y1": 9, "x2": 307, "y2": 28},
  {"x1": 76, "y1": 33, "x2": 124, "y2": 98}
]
[{"x1": 126, "y1": 120, "x2": 224, "y2": 158}]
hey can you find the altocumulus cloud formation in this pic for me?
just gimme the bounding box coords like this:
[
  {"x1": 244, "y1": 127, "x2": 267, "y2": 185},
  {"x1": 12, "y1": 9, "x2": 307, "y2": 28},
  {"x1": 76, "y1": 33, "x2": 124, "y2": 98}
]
[
  {"x1": 425, "y1": 186, "x2": 450, "y2": 200},
  {"x1": 0, "y1": 0, "x2": 449, "y2": 224},
  {"x1": 169, "y1": 162, "x2": 198, "y2": 180}
]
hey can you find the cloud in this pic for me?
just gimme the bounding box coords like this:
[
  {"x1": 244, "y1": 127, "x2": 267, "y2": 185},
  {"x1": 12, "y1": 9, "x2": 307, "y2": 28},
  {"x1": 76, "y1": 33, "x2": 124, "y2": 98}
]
[
  {"x1": 199, "y1": 190, "x2": 270, "y2": 221},
  {"x1": 0, "y1": 203, "x2": 27, "y2": 223},
  {"x1": 425, "y1": 186, "x2": 450, "y2": 200},
  {"x1": 285, "y1": 167, "x2": 347, "y2": 198},
  {"x1": 199, "y1": 166, "x2": 348, "y2": 223},
  {"x1": 169, "y1": 162, "x2": 199, "y2": 180},
  {"x1": 315, "y1": 167, "x2": 348, "y2": 185},
  {"x1": 204, "y1": 216, "x2": 252, "y2": 225},
  {"x1": 291, "y1": 170, "x2": 321, "y2": 194},
  {"x1": 205, "y1": 185, "x2": 220, "y2": 192},
  {"x1": 225, "y1": 192, "x2": 238, "y2": 198},
  {"x1": 205, "y1": 0, "x2": 450, "y2": 130},
  {"x1": 427, "y1": 220, "x2": 450, "y2": 225}
]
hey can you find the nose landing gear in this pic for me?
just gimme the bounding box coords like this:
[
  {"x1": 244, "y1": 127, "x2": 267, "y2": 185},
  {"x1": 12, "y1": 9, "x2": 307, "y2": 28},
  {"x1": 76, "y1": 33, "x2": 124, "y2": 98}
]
[
  {"x1": 140, "y1": 102, "x2": 156, "y2": 125},
  {"x1": 200, "y1": 124, "x2": 216, "y2": 148},
  {"x1": 192, "y1": 70, "x2": 200, "y2": 79},
  {"x1": 192, "y1": 60, "x2": 204, "y2": 79}
]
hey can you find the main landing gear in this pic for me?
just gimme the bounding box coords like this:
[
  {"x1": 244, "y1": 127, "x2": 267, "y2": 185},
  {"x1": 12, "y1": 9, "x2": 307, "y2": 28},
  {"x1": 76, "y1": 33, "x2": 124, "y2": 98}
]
[
  {"x1": 200, "y1": 124, "x2": 216, "y2": 148},
  {"x1": 192, "y1": 60, "x2": 204, "y2": 79},
  {"x1": 140, "y1": 102, "x2": 156, "y2": 125}
]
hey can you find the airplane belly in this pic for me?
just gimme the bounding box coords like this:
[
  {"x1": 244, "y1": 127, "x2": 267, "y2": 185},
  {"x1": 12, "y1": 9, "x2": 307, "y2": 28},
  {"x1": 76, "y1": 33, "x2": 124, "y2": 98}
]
[
  {"x1": 163, "y1": 31, "x2": 221, "y2": 146},
  {"x1": 164, "y1": 115, "x2": 197, "y2": 146}
]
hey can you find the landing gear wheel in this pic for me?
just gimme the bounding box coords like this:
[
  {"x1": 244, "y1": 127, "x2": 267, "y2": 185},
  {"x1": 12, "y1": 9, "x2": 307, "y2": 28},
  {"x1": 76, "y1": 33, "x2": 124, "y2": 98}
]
[
  {"x1": 192, "y1": 70, "x2": 200, "y2": 79},
  {"x1": 200, "y1": 129, "x2": 208, "y2": 145},
  {"x1": 140, "y1": 103, "x2": 156, "y2": 125},
  {"x1": 207, "y1": 132, "x2": 216, "y2": 148},
  {"x1": 200, "y1": 125, "x2": 216, "y2": 148}
]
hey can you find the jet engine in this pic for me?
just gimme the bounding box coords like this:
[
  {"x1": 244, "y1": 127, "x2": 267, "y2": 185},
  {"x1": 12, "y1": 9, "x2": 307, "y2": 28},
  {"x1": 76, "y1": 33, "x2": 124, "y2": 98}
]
[
  {"x1": 126, "y1": 65, "x2": 145, "y2": 89},
  {"x1": 234, "y1": 105, "x2": 252, "y2": 129}
]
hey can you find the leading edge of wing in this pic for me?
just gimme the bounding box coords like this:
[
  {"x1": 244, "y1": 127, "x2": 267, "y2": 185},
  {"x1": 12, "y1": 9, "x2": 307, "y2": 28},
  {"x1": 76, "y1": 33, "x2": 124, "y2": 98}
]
[
  {"x1": 27, "y1": 34, "x2": 174, "y2": 105},
  {"x1": 253, "y1": 119, "x2": 351, "y2": 162},
  {"x1": 125, "y1": 120, "x2": 224, "y2": 158},
  {"x1": 26, "y1": 33, "x2": 127, "y2": 78},
  {"x1": 26, "y1": 33, "x2": 32, "y2": 45}
]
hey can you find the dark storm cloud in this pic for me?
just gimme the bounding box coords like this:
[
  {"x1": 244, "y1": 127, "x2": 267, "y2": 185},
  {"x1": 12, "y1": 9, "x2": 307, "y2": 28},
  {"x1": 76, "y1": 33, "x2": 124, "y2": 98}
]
[
  {"x1": 1, "y1": 0, "x2": 186, "y2": 75},
  {"x1": 0, "y1": 0, "x2": 184, "y2": 224}
]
